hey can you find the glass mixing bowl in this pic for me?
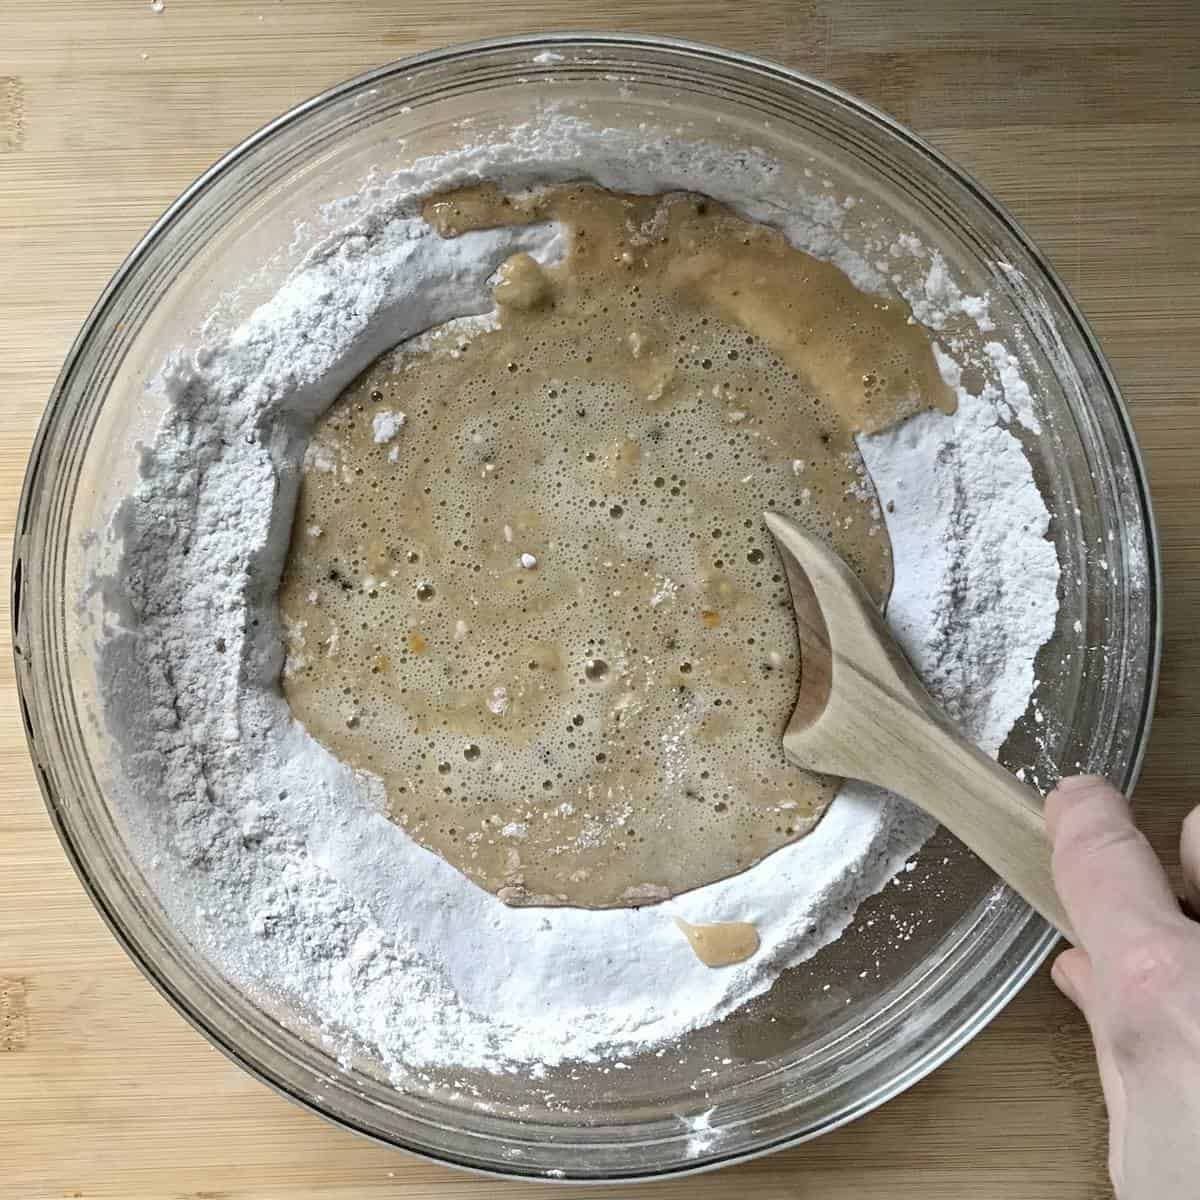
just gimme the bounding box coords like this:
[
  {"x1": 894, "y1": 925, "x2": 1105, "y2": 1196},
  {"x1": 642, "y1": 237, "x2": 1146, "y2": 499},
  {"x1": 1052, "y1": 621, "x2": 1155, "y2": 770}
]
[{"x1": 12, "y1": 34, "x2": 1159, "y2": 1181}]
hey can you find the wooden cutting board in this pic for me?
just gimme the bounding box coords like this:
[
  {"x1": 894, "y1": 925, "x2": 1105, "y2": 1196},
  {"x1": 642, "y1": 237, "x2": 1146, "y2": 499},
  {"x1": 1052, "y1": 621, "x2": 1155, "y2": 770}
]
[{"x1": 2, "y1": 2, "x2": 1197, "y2": 1197}]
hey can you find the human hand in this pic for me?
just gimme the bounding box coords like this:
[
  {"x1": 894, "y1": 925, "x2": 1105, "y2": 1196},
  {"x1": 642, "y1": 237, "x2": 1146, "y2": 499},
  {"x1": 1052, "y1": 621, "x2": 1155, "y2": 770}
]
[{"x1": 1046, "y1": 775, "x2": 1200, "y2": 1200}]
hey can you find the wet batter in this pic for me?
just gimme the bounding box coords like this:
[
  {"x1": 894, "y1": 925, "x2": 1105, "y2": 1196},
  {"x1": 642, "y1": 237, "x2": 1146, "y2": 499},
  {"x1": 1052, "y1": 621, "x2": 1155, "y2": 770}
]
[{"x1": 278, "y1": 184, "x2": 954, "y2": 908}]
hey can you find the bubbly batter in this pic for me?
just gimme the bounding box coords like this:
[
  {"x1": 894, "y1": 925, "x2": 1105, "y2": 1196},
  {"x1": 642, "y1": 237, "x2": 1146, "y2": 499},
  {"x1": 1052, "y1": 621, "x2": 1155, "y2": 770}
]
[{"x1": 278, "y1": 184, "x2": 953, "y2": 908}]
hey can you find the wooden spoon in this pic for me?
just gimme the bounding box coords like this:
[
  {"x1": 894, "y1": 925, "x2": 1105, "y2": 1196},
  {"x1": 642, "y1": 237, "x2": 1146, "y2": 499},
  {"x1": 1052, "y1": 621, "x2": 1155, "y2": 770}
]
[{"x1": 764, "y1": 510, "x2": 1074, "y2": 942}]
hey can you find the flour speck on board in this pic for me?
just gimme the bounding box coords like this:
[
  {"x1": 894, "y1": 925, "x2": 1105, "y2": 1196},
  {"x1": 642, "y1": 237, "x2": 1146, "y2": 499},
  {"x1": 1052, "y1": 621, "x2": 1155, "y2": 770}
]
[{"x1": 91, "y1": 116, "x2": 1058, "y2": 1079}]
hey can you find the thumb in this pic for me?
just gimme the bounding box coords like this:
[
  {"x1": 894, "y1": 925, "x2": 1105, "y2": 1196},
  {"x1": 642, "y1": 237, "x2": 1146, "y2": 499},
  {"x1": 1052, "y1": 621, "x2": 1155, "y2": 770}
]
[{"x1": 1045, "y1": 775, "x2": 1179, "y2": 960}]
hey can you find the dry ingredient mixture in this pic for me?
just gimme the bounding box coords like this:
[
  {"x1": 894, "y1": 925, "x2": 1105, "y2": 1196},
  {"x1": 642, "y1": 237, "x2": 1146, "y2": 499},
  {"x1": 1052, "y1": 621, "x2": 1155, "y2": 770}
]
[
  {"x1": 279, "y1": 183, "x2": 953, "y2": 909},
  {"x1": 94, "y1": 116, "x2": 1060, "y2": 1081}
]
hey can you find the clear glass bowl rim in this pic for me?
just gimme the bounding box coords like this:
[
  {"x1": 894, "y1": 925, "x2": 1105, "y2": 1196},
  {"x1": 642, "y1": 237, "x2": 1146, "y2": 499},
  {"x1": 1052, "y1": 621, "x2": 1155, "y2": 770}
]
[{"x1": 12, "y1": 31, "x2": 1162, "y2": 1182}]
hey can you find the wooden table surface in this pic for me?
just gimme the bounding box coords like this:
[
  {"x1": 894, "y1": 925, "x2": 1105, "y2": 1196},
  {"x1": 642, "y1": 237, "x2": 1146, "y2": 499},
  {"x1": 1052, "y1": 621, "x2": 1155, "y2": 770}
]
[{"x1": 2, "y1": 2, "x2": 1197, "y2": 1197}]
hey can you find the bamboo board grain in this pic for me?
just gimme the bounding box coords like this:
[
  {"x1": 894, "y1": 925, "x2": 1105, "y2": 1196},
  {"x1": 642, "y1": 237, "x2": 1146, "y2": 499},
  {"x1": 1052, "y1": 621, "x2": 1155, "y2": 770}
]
[{"x1": 1, "y1": 2, "x2": 1198, "y2": 1197}]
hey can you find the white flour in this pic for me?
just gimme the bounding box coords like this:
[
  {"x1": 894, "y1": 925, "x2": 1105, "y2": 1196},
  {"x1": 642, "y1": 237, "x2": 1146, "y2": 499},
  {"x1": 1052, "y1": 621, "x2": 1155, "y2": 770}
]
[{"x1": 95, "y1": 117, "x2": 1059, "y2": 1079}]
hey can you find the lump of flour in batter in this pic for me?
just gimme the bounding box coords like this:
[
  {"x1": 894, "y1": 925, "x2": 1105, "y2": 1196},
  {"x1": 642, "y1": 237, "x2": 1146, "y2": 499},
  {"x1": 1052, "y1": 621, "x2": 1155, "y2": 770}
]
[{"x1": 278, "y1": 184, "x2": 954, "y2": 907}]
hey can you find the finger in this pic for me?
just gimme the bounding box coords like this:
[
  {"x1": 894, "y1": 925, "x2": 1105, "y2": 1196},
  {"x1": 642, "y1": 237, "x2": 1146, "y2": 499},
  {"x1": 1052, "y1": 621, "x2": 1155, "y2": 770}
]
[
  {"x1": 1049, "y1": 945, "x2": 1131, "y2": 1185},
  {"x1": 1046, "y1": 776, "x2": 1180, "y2": 959},
  {"x1": 1095, "y1": 1041, "x2": 1129, "y2": 1193},
  {"x1": 1051, "y1": 946, "x2": 1094, "y2": 1012},
  {"x1": 1182, "y1": 804, "x2": 1200, "y2": 919}
]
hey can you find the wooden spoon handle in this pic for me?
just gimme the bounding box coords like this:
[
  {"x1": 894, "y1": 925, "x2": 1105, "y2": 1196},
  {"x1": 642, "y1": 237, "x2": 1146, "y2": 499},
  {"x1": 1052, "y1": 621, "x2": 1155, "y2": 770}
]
[
  {"x1": 918, "y1": 726, "x2": 1073, "y2": 942},
  {"x1": 766, "y1": 513, "x2": 1074, "y2": 942},
  {"x1": 838, "y1": 690, "x2": 1075, "y2": 942}
]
